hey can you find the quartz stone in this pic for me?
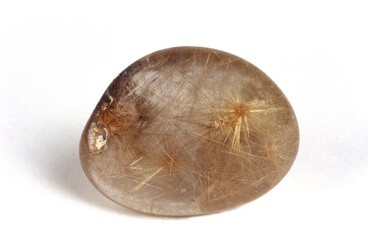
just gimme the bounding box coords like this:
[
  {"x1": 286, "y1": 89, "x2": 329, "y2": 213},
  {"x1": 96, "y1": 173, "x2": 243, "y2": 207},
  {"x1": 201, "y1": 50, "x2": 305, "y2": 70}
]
[{"x1": 80, "y1": 47, "x2": 299, "y2": 216}]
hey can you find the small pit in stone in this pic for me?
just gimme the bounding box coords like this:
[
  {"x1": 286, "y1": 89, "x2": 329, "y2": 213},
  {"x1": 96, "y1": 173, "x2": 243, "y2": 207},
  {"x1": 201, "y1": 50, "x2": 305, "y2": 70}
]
[{"x1": 87, "y1": 122, "x2": 108, "y2": 154}]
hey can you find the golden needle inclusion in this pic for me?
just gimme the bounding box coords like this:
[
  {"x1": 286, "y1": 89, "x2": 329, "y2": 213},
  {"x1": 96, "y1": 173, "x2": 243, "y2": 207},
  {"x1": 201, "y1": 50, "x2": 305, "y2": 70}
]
[{"x1": 80, "y1": 47, "x2": 299, "y2": 216}]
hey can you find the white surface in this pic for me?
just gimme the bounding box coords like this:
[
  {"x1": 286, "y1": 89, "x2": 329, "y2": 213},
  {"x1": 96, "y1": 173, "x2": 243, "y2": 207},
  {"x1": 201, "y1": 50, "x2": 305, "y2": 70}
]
[{"x1": 1, "y1": 1, "x2": 367, "y2": 239}]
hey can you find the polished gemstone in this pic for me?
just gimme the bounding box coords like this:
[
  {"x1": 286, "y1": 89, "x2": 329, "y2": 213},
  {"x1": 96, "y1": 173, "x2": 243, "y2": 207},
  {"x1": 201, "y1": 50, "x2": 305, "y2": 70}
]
[{"x1": 80, "y1": 47, "x2": 299, "y2": 216}]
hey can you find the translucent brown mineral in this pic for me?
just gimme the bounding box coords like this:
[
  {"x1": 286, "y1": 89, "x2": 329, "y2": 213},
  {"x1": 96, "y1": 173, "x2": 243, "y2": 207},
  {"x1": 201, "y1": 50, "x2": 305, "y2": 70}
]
[{"x1": 79, "y1": 47, "x2": 299, "y2": 216}]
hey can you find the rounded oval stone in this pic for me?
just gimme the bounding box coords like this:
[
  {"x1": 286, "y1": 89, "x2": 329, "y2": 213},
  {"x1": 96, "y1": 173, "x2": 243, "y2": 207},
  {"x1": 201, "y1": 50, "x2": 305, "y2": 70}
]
[{"x1": 80, "y1": 47, "x2": 299, "y2": 216}]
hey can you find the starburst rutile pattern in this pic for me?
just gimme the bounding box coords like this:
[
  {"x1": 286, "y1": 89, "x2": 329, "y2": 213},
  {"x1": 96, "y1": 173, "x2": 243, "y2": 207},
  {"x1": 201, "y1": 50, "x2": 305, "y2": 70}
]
[{"x1": 80, "y1": 47, "x2": 299, "y2": 216}]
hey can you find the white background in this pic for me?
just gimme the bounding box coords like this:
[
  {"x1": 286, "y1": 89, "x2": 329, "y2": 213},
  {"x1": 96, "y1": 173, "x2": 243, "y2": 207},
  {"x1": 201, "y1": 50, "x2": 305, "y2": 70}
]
[{"x1": 1, "y1": 1, "x2": 367, "y2": 239}]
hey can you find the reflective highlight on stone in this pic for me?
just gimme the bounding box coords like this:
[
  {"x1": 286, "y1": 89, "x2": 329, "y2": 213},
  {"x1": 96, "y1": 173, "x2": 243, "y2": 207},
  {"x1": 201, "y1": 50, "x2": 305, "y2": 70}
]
[{"x1": 80, "y1": 47, "x2": 299, "y2": 216}]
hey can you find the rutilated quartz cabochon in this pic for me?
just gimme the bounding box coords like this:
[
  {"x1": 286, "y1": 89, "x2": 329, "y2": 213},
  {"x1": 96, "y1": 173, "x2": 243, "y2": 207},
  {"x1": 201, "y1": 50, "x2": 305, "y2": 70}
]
[{"x1": 80, "y1": 47, "x2": 299, "y2": 216}]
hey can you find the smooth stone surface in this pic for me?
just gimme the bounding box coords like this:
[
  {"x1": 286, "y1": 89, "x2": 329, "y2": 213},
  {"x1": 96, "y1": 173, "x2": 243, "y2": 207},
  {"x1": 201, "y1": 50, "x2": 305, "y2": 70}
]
[{"x1": 80, "y1": 47, "x2": 299, "y2": 216}]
